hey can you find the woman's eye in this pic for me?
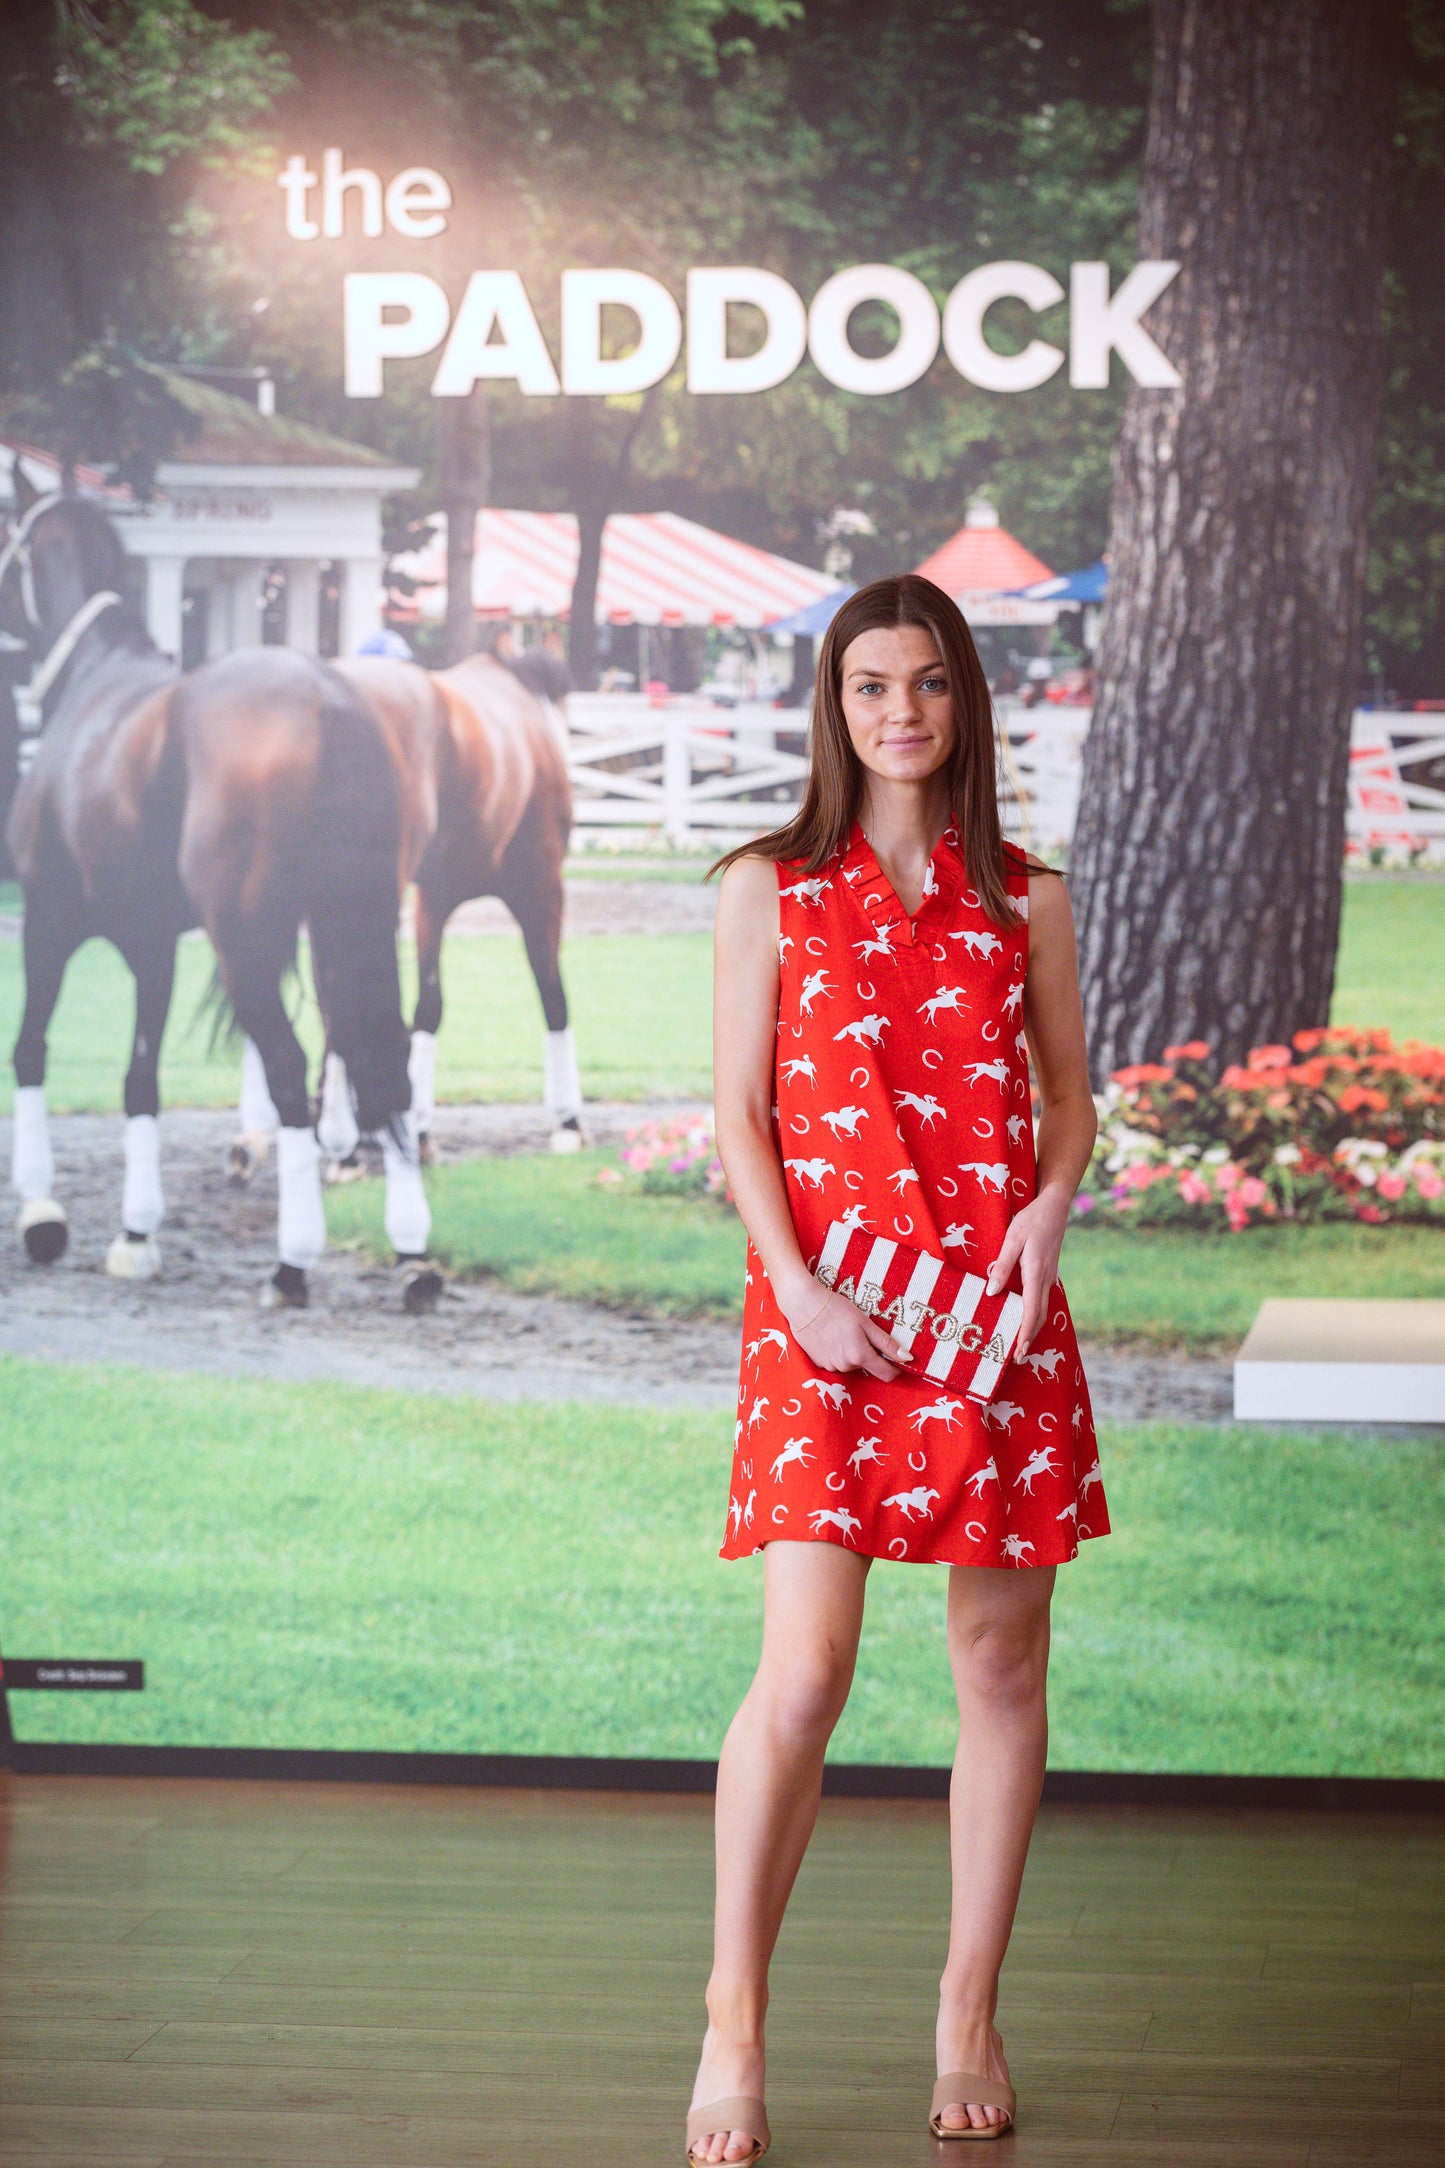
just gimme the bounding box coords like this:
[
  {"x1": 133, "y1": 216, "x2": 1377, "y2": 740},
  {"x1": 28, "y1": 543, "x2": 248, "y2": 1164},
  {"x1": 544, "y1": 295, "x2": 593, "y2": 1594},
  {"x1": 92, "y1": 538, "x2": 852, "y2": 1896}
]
[
  {"x1": 921, "y1": 676, "x2": 947, "y2": 692},
  {"x1": 857, "y1": 680, "x2": 884, "y2": 694}
]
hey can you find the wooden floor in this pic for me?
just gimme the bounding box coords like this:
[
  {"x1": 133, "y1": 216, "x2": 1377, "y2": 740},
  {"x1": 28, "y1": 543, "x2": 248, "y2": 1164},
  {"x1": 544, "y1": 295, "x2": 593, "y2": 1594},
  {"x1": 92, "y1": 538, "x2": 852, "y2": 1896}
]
[{"x1": 0, "y1": 1773, "x2": 1440, "y2": 2166}]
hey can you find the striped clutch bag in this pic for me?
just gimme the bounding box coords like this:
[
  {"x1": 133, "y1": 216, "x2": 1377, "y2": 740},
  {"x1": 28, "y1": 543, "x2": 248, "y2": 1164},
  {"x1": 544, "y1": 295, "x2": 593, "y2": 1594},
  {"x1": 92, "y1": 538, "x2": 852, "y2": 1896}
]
[{"x1": 812, "y1": 1218, "x2": 1026, "y2": 1403}]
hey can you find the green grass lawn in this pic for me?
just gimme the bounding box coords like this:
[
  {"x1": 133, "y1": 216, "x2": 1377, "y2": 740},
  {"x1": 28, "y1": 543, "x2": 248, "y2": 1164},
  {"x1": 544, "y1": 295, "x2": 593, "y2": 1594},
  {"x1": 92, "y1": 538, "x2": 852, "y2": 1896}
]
[
  {"x1": 0, "y1": 1354, "x2": 1438, "y2": 1776},
  {"x1": 0, "y1": 929, "x2": 714, "y2": 1113},
  {"x1": 328, "y1": 1148, "x2": 746, "y2": 1315},
  {"x1": 1, "y1": 875, "x2": 1439, "y2": 1116},
  {"x1": 326, "y1": 1146, "x2": 1445, "y2": 1345},
  {"x1": 1329, "y1": 876, "x2": 1445, "y2": 1044}
]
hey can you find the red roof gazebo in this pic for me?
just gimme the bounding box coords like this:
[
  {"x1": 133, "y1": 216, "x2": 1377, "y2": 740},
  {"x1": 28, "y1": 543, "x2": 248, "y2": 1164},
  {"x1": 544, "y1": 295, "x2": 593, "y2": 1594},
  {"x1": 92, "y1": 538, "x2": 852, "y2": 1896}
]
[{"x1": 913, "y1": 501, "x2": 1058, "y2": 626}]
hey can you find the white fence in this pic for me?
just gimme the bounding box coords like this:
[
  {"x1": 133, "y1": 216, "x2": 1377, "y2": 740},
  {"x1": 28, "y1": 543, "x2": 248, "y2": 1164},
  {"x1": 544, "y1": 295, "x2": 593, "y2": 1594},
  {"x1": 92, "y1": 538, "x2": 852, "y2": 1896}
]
[{"x1": 566, "y1": 695, "x2": 1445, "y2": 860}]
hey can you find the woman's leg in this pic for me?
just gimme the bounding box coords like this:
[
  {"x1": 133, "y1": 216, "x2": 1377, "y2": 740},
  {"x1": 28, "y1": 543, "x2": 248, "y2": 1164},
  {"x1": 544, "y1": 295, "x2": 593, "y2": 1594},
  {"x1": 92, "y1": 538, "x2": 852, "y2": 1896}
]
[
  {"x1": 690, "y1": 1540, "x2": 870, "y2": 2164},
  {"x1": 935, "y1": 1561, "x2": 1056, "y2": 2133}
]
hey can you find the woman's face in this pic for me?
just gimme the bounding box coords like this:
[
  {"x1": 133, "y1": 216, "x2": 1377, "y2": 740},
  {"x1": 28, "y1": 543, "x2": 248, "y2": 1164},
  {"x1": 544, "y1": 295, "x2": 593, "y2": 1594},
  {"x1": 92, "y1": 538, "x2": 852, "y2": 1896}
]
[{"x1": 838, "y1": 622, "x2": 956, "y2": 784}]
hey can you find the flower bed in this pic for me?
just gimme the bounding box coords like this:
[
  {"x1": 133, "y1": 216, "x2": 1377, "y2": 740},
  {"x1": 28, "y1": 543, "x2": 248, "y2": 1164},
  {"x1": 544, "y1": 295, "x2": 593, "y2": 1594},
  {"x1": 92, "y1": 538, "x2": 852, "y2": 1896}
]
[
  {"x1": 597, "y1": 1110, "x2": 734, "y2": 1203},
  {"x1": 597, "y1": 1032, "x2": 1445, "y2": 1235},
  {"x1": 1079, "y1": 1030, "x2": 1445, "y2": 1231}
]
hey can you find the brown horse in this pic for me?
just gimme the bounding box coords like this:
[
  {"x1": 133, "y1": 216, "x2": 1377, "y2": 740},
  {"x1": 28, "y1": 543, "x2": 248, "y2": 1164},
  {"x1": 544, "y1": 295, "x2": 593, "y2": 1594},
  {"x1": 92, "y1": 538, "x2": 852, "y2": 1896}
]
[
  {"x1": 236, "y1": 646, "x2": 579, "y2": 1173},
  {"x1": 330, "y1": 648, "x2": 580, "y2": 1158},
  {"x1": 2, "y1": 482, "x2": 434, "y2": 1308}
]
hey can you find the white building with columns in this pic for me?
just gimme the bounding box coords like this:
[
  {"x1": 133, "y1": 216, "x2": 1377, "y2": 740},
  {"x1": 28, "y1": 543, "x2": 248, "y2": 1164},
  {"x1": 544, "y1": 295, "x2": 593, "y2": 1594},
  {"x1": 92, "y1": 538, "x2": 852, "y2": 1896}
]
[{"x1": 1, "y1": 370, "x2": 417, "y2": 664}]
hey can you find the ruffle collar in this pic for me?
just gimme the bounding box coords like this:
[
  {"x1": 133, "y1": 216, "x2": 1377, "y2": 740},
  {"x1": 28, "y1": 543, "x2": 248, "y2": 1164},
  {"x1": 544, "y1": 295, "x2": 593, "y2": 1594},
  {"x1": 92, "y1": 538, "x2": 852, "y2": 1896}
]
[{"x1": 839, "y1": 819, "x2": 964, "y2": 942}]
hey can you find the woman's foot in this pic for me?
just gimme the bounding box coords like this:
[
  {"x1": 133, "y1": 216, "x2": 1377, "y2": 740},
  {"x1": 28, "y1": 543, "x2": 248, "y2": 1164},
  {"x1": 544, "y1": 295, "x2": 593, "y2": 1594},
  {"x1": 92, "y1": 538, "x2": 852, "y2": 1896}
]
[
  {"x1": 688, "y1": 2021, "x2": 767, "y2": 2164},
  {"x1": 934, "y1": 2004, "x2": 1012, "y2": 2133}
]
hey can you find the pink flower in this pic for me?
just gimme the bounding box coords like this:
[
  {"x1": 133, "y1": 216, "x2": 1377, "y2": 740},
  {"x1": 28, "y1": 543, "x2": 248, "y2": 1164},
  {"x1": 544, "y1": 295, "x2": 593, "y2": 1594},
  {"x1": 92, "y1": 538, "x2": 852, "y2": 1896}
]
[
  {"x1": 1215, "y1": 1161, "x2": 1242, "y2": 1193},
  {"x1": 1415, "y1": 1170, "x2": 1444, "y2": 1200},
  {"x1": 1237, "y1": 1176, "x2": 1267, "y2": 1207},
  {"x1": 1177, "y1": 1173, "x2": 1211, "y2": 1205},
  {"x1": 1376, "y1": 1172, "x2": 1407, "y2": 1200}
]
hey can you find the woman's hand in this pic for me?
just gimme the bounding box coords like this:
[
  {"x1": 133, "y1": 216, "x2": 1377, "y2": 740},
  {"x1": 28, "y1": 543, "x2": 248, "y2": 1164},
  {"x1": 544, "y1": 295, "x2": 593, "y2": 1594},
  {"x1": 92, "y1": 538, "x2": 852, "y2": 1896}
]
[
  {"x1": 985, "y1": 1185, "x2": 1071, "y2": 1359},
  {"x1": 781, "y1": 1284, "x2": 903, "y2": 1380}
]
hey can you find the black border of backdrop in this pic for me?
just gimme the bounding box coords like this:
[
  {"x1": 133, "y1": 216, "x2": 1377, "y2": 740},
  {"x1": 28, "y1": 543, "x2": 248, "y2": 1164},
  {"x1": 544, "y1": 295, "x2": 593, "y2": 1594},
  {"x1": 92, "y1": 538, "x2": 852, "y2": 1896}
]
[
  {"x1": 1, "y1": 1736, "x2": 1440, "y2": 1812},
  {"x1": 2, "y1": 1649, "x2": 1441, "y2": 1808}
]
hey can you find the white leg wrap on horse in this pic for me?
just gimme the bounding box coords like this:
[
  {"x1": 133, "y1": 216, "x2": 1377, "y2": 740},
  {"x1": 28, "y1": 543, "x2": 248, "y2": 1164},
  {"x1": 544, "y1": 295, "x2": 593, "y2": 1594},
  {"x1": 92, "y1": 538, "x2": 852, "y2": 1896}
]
[
  {"x1": 121, "y1": 1114, "x2": 165, "y2": 1236},
  {"x1": 12, "y1": 1085, "x2": 55, "y2": 1200},
  {"x1": 381, "y1": 1117, "x2": 431, "y2": 1256},
  {"x1": 240, "y1": 1038, "x2": 280, "y2": 1136},
  {"x1": 317, "y1": 1051, "x2": 360, "y2": 1160},
  {"x1": 543, "y1": 1026, "x2": 582, "y2": 1119},
  {"x1": 408, "y1": 1030, "x2": 437, "y2": 1134},
  {"x1": 276, "y1": 1125, "x2": 326, "y2": 1269}
]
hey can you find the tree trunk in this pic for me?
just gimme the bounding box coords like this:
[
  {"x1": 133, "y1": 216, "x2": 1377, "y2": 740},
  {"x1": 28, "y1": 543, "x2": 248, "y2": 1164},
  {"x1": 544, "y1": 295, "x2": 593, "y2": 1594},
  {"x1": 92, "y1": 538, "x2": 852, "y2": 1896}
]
[
  {"x1": 1069, "y1": 0, "x2": 1398, "y2": 1083},
  {"x1": 438, "y1": 387, "x2": 490, "y2": 665},
  {"x1": 564, "y1": 399, "x2": 605, "y2": 692},
  {"x1": 569, "y1": 502, "x2": 606, "y2": 692}
]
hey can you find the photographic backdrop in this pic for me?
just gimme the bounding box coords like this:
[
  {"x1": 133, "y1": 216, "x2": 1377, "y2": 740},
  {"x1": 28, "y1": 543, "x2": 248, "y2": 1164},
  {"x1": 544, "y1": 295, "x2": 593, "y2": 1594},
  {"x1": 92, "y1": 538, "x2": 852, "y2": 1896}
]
[{"x1": 1, "y1": 0, "x2": 1442, "y2": 1777}]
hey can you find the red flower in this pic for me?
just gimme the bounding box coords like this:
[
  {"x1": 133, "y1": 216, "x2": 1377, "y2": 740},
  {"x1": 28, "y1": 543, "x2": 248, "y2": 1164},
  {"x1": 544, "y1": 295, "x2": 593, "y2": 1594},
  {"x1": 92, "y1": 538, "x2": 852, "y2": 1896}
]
[
  {"x1": 1163, "y1": 1039, "x2": 1210, "y2": 1061},
  {"x1": 1247, "y1": 1044, "x2": 1294, "y2": 1071},
  {"x1": 1112, "y1": 1062, "x2": 1175, "y2": 1088},
  {"x1": 1338, "y1": 1086, "x2": 1389, "y2": 1113}
]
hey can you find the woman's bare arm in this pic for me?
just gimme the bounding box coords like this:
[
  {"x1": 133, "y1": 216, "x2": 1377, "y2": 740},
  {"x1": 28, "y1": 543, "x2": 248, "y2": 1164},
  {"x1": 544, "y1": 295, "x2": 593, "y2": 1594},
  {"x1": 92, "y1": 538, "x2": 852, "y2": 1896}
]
[
  {"x1": 712, "y1": 855, "x2": 900, "y2": 1379},
  {"x1": 986, "y1": 869, "x2": 1098, "y2": 1357}
]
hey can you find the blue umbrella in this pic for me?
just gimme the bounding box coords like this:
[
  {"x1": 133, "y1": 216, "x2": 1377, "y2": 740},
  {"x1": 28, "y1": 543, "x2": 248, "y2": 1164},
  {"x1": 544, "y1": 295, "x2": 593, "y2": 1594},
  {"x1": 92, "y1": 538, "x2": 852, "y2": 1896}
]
[
  {"x1": 1007, "y1": 561, "x2": 1108, "y2": 605},
  {"x1": 766, "y1": 584, "x2": 856, "y2": 638}
]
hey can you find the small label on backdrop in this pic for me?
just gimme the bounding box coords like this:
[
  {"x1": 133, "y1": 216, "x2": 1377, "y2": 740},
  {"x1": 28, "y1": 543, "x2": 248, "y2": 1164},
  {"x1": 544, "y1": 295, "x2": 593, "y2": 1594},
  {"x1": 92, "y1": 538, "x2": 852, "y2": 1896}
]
[{"x1": 3, "y1": 1661, "x2": 145, "y2": 1691}]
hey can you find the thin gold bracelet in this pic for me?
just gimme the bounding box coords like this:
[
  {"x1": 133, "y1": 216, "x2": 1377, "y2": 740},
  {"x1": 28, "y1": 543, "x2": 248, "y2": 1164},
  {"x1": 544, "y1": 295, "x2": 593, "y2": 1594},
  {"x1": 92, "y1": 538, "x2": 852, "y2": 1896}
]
[{"x1": 792, "y1": 1286, "x2": 835, "y2": 1335}]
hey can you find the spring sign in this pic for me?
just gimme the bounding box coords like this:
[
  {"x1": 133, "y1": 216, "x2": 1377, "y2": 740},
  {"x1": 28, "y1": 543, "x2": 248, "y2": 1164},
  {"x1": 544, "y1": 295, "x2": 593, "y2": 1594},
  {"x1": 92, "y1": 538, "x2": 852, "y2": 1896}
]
[{"x1": 278, "y1": 152, "x2": 1182, "y2": 401}]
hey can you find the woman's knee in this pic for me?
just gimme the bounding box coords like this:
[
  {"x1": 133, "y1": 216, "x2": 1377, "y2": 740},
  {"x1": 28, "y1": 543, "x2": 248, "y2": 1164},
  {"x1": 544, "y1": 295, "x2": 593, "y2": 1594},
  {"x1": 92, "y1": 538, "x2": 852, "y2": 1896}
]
[
  {"x1": 751, "y1": 1637, "x2": 855, "y2": 1740},
  {"x1": 948, "y1": 1611, "x2": 1049, "y2": 1711}
]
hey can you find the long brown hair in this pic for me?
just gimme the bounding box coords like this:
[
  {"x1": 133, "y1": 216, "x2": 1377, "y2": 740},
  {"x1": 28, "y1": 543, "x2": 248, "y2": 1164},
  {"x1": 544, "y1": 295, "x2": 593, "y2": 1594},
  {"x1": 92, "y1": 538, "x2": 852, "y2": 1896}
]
[{"x1": 712, "y1": 573, "x2": 1018, "y2": 927}]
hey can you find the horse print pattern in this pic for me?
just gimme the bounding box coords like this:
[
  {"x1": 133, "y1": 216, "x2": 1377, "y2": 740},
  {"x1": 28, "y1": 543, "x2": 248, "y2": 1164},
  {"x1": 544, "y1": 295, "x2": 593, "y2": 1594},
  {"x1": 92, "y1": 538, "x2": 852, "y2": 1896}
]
[{"x1": 722, "y1": 823, "x2": 1108, "y2": 1569}]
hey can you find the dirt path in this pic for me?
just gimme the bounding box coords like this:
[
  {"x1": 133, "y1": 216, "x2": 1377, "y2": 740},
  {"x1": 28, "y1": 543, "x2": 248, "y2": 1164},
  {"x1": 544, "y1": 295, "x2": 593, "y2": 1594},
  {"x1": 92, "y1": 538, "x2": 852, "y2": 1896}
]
[{"x1": 0, "y1": 1104, "x2": 1234, "y2": 1420}]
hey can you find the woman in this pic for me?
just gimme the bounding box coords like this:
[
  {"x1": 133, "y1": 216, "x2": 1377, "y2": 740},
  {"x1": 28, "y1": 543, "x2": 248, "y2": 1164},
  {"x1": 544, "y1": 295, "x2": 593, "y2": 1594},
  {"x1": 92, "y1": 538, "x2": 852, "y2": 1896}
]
[{"x1": 686, "y1": 576, "x2": 1108, "y2": 2163}]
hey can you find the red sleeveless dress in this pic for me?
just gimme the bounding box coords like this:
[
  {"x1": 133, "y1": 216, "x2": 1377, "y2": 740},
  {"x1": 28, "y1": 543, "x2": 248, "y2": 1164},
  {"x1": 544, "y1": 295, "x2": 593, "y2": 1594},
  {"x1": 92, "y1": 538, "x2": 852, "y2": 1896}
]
[{"x1": 721, "y1": 823, "x2": 1108, "y2": 1569}]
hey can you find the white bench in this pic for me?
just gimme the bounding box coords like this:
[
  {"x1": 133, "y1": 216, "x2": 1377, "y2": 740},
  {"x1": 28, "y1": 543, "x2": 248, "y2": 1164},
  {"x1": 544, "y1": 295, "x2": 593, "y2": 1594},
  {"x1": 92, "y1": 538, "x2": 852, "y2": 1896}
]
[{"x1": 1234, "y1": 1299, "x2": 1445, "y2": 1424}]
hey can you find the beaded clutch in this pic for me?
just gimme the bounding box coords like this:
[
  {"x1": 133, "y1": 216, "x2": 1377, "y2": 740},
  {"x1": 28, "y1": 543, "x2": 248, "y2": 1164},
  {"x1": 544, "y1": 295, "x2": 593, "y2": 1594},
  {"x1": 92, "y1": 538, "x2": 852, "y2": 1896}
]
[{"x1": 812, "y1": 1218, "x2": 1026, "y2": 1402}]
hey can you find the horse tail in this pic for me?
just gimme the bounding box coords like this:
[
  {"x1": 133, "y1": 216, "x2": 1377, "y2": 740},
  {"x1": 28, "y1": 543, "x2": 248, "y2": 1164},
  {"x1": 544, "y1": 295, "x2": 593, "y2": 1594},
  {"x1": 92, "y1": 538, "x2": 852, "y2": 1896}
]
[
  {"x1": 195, "y1": 944, "x2": 300, "y2": 1057},
  {"x1": 304, "y1": 682, "x2": 411, "y2": 1138}
]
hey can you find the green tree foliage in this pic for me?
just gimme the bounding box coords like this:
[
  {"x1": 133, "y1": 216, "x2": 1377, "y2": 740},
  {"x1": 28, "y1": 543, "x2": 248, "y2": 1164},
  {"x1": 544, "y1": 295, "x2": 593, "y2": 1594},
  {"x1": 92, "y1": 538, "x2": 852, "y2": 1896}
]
[
  {"x1": 1365, "y1": 0, "x2": 1445, "y2": 698},
  {"x1": 5, "y1": 1, "x2": 1444, "y2": 687},
  {"x1": 0, "y1": 0, "x2": 293, "y2": 478}
]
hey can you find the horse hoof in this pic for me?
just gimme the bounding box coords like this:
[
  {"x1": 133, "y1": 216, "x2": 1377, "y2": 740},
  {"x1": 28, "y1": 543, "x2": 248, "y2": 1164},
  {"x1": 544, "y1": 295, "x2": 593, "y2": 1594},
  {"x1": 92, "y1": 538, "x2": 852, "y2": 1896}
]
[
  {"x1": 322, "y1": 1149, "x2": 366, "y2": 1187},
  {"x1": 106, "y1": 1231, "x2": 162, "y2": 1281},
  {"x1": 260, "y1": 1263, "x2": 309, "y2": 1310},
  {"x1": 549, "y1": 1116, "x2": 588, "y2": 1155},
  {"x1": 417, "y1": 1129, "x2": 437, "y2": 1166},
  {"x1": 16, "y1": 1197, "x2": 68, "y2": 1265},
  {"x1": 229, "y1": 1131, "x2": 273, "y2": 1186},
  {"x1": 398, "y1": 1257, "x2": 444, "y2": 1315}
]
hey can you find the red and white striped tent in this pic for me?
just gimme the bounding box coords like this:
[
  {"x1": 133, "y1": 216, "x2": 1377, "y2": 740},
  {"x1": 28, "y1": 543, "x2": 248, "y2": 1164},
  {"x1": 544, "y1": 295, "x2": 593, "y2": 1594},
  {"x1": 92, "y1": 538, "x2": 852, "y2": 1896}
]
[{"x1": 389, "y1": 509, "x2": 840, "y2": 629}]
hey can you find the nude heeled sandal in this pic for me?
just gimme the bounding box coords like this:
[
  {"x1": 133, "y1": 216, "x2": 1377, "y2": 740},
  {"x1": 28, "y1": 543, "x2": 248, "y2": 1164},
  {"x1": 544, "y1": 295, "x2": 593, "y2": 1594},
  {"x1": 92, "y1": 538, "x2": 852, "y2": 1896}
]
[
  {"x1": 930, "y1": 2070, "x2": 1016, "y2": 2141},
  {"x1": 685, "y1": 2096, "x2": 770, "y2": 2166}
]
